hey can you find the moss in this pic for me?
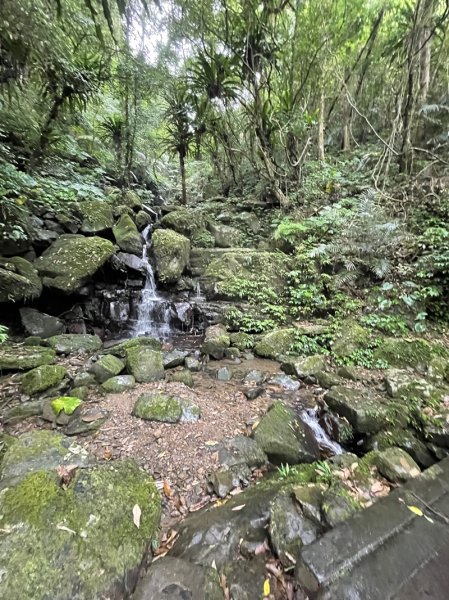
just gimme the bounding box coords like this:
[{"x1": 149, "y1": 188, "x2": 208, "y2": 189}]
[
  {"x1": 21, "y1": 364, "x2": 66, "y2": 395},
  {"x1": 101, "y1": 375, "x2": 136, "y2": 393},
  {"x1": 88, "y1": 354, "x2": 124, "y2": 383},
  {"x1": 70, "y1": 385, "x2": 89, "y2": 400},
  {"x1": 35, "y1": 235, "x2": 115, "y2": 293},
  {"x1": 78, "y1": 199, "x2": 114, "y2": 233},
  {"x1": 191, "y1": 228, "x2": 215, "y2": 248},
  {"x1": 167, "y1": 369, "x2": 194, "y2": 388},
  {"x1": 0, "y1": 345, "x2": 56, "y2": 371},
  {"x1": 113, "y1": 213, "x2": 143, "y2": 255},
  {"x1": 230, "y1": 332, "x2": 254, "y2": 351},
  {"x1": 103, "y1": 336, "x2": 162, "y2": 358},
  {"x1": 133, "y1": 393, "x2": 183, "y2": 422},
  {"x1": 159, "y1": 208, "x2": 204, "y2": 237},
  {"x1": 122, "y1": 190, "x2": 142, "y2": 210},
  {"x1": 125, "y1": 346, "x2": 165, "y2": 383},
  {"x1": 254, "y1": 328, "x2": 297, "y2": 359},
  {"x1": 0, "y1": 256, "x2": 43, "y2": 303},
  {"x1": 51, "y1": 396, "x2": 83, "y2": 416},
  {"x1": 331, "y1": 320, "x2": 371, "y2": 359},
  {"x1": 373, "y1": 337, "x2": 448, "y2": 369},
  {"x1": 152, "y1": 228, "x2": 190, "y2": 283}
]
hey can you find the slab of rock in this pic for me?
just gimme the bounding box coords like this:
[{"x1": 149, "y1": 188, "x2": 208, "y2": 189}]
[
  {"x1": 363, "y1": 428, "x2": 434, "y2": 469},
  {"x1": 384, "y1": 369, "x2": 432, "y2": 398},
  {"x1": 163, "y1": 349, "x2": 188, "y2": 368},
  {"x1": 0, "y1": 256, "x2": 42, "y2": 303},
  {"x1": 208, "y1": 223, "x2": 242, "y2": 248},
  {"x1": 112, "y1": 213, "x2": 143, "y2": 255},
  {"x1": 0, "y1": 345, "x2": 56, "y2": 371},
  {"x1": 243, "y1": 369, "x2": 266, "y2": 385},
  {"x1": 65, "y1": 406, "x2": 110, "y2": 435},
  {"x1": 269, "y1": 374, "x2": 300, "y2": 391},
  {"x1": 208, "y1": 464, "x2": 251, "y2": 498},
  {"x1": 114, "y1": 251, "x2": 146, "y2": 273},
  {"x1": 101, "y1": 374, "x2": 136, "y2": 393},
  {"x1": 293, "y1": 484, "x2": 325, "y2": 525},
  {"x1": 35, "y1": 235, "x2": 115, "y2": 293},
  {"x1": 167, "y1": 369, "x2": 194, "y2": 388},
  {"x1": 48, "y1": 334, "x2": 103, "y2": 355},
  {"x1": 88, "y1": 354, "x2": 124, "y2": 383},
  {"x1": 73, "y1": 371, "x2": 96, "y2": 387},
  {"x1": 133, "y1": 557, "x2": 224, "y2": 600},
  {"x1": 331, "y1": 320, "x2": 370, "y2": 359},
  {"x1": 223, "y1": 558, "x2": 266, "y2": 600},
  {"x1": 79, "y1": 199, "x2": 114, "y2": 233},
  {"x1": 0, "y1": 458, "x2": 160, "y2": 600},
  {"x1": 20, "y1": 364, "x2": 67, "y2": 395},
  {"x1": 152, "y1": 228, "x2": 190, "y2": 283},
  {"x1": 252, "y1": 401, "x2": 320, "y2": 465},
  {"x1": 104, "y1": 336, "x2": 162, "y2": 358},
  {"x1": 3, "y1": 400, "x2": 44, "y2": 425},
  {"x1": 254, "y1": 328, "x2": 296, "y2": 360},
  {"x1": 201, "y1": 324, "x2": 230, "y2": 359},
  {"x1": 373, "y1": 447, "x2": 421, "y2": 483},
  {"x1": 281, "y1": 355, "x2": 327, "y2": 380},
  {"x1": 218, "y1": 436, "x2": 267, "y2": 470},
  {"x1": 125, "y1": 346, "x2": 164, "y2": 383},
  {"x1": 373, "y1": 337, "x2": 448, "y2": 370},
  {"x1": 133, "y1": 392, "x2": 200, "y2": 423},
  {"x1": 243, "y1": 386, "x2": 264, "y2": 400},
  {"x1": 19, "y1": 307, "x2": 64, "y2": 338}
]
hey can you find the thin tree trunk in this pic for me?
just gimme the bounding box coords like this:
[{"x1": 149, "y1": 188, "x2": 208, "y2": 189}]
[
  {"x1": 179, "y1": 152, "x2": 187, "y2": 205},
  {"x1": 318, "y1": 89, "x2": 325, "y2": 160}
]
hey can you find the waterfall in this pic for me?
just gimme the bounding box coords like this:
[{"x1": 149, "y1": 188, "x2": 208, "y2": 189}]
[
  {"x1": 299, "y1": 407, "x2": 343, "y2": 456},
  {"x1": 134, "y1": 224, "x2": 172, "y2": 338}
]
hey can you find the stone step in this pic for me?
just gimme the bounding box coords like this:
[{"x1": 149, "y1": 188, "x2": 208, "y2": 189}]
[{"x1": 297, "y1": 457, "x2": 449, "y2": 598}]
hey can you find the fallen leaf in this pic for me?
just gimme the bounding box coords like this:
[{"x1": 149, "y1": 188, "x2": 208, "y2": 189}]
[
  {"x1": 163, "y1": 479, "x2": 172, "y2": 498},
  {"x1": 204, "y1": 440, "x2": 218, "y2": 446},
  {"x1": 231, "y1": 504, "x2": 246, "y2": 511},
  {"x1": 103, "y1": 448, "x2": 112, "y2": 461},
  {"x1": 133, "y1": 504, "x2": 141, "y2": 528},
  {"x1": 407, "y1": 505, "x2": 423, "y2": 517},
  {"x1": 57, "y1": 523, "x2": 76, "y2": 535},
  {"x1": 263, "y1": 578, "x2": 270, "y2": 597}
]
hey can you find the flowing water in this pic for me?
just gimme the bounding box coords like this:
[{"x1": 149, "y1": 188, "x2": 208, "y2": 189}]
[{"x1": 299, "y1": 406, "x2": 343, "y2": 456}]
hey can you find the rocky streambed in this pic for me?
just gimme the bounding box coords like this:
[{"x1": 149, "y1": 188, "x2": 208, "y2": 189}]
[{"x1": 1, "y1": 321, "x2": 449, "y2": 599}]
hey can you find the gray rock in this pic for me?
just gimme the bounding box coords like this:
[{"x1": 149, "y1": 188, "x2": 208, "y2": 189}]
[
  {"x1": 152, "y1": 228, "x2": 190, "y2": 284},
  {"x1": 133, "y1": 393, "x2": 200, "y2": 423},
  {"x1": 242, "y1": 386, "x2": 264, "y2": 400},
  {"x1": 167, "y1": 369, "x2": 194, "y2": 388},
  {"x1": 322, "y1": 483, "x2": 361, "y2": 527},
  {"x1": 243, "y1": 369, "x2": 266, "y2": 385},
  {"x1": 363, "y1": 429, "x2": 435, "y2": 469},
  {"x1": 384, "y1": 369, "x2": 431, "y2": 398},
  {"x1": 164, "y1": 349, "x2": 189, "y2": 368},
  {"x1": 218, "y1": 436, "x2": 267, "y2": 470},
  {"x1": 65, "y1": 407, "x2": 110, "y2": 436},
  {"x1": 3, "y1": 400, "x2": 44, "y2": 425},
  {"x1": 88, "y1": 354, "x2": 124, "y2": 383},
  {"x1": 125, "y1": 346, "x2": 165, "y2": 383},
  {"x1": 281, "y1": 355, "x2": 327, "y2": 381},
  {"x1": 104, "y1": 336, "x2": 162, "y2": 358},
  {"x1": 269, "y1": 374, "x2": 300, "y2": 391},
  {"x1": 293, "y1": 484, "x2": 325, "y2": 525},
  {"x1": 223, "y1": 559, "x2": 266, "y2": 600},
  {"x1": 374, "y1": 447, "x2": 421, "y2": 483},
  {"x1": 208, "y1": 223, "x2": 242, "y2": 248},
  {"x1": 201, "y1": 324, "x2": 230, "y2": 359},
  {"x1": 0, "y1": 345, "x2": 56, "y2": 371},
  {"x1": 101, "y1": 374, "x2": 136, "y2": 393},
  {"x1": 208, "y1": 464, "x2": 251, "y2": 498},
  {"x1": 47, "y1": 334, "x2": 103, "y2": 355},
  {"x1": 113, "y1": 213, "x2": 143, "y2": 255},
  {"x1": 19, "y1": 307, "x2": 65, "y2": 339},
  {"x1": 133, "y1": 557, "x2": 224, "y2": 600},
  {"x1": 216, "y1": 366, "x2": 232, "y2": 381},
  {"x1": 185, "y1": 356, "x2": 201, "y2": 372},
  {"x1": 114, "y1": 252, "x2": 146, "y2": 273},
  {"x1": 73, "y1": 372, "x2": 96, "y2": 387},
  {"x1": 20, "y1": 364, "x2": 67, "y2": 396}
]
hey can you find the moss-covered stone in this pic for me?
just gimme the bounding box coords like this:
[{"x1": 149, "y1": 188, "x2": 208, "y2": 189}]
[
  {"x1": 373, "y1": 447, "x2": 421, "y2": 483},
  {"x1": 331, "y1": 320, "x2": 371, "y2": 359},
  {"x1": 135, "y1": 210, "x2": 152, "y2": 230},
  {"x1": 35, "y1": 235, "x2": 115, "y2": 293},
  {"x1": 159, "y1": 208, "x2": 204, "y2": 237},
  {"x1": 208, "y1": 223, "x2": 242, "y2": 248},
  {"x1": 167, "y1": 369, "x2": 194, "y2": 387},
  {"x1": 113, "y1": 213, "x2": 143, "y2": 255},
  {"x1": 0, "y1": 344, "x2": 56, "y2": 371},
  {"x1": 133, "y1": 392, "x2": 200, "y2": 423},
  {"x1": 254, "y1": 328, "x2": 296, "y2": 359},
  {"x1": 191, "y1": 228, "x2": 215, "y2": 248},
  {"x1": 79, "y1": 199, "x2": 114, "y2": 233},
  {"x1": 19, "y1": 307, "x2": 65, "y2": 338},
  {"x1": 21, "y1": 364, "x2": 66, "y2": 395},
  {"x1": 322, "y1": 482, "x2": 362, "y2": 527},
  {"x1": 152, "y1": 228, "x2": 190, "y2": 283},
  {"x1": 281, "y1": 355, "x2": 327, "y2": 379},
  {"x1": 103, "y1": 336, "x2": 162, "y2": 358},
  {"x1": 122, "y1": 190, "x2": 143, "y2": 210},
  {"x1": 70, "y1": 385, "x2": 89, "y2": 400},
  {"x1": 0, "y1": 460, "x2": 161, "y2": 600},
  {"x1": 373, "y1": 337, "x2": 448, "y2": 370},
  {"x1": 363, "y1": 428, "x2": 434, "y2": 469},
  {"x1": 101, "y1": 374, "x2": 136, "y2": 393},
  {"x1": 230, "y1": 332, "x2": 254, "y2": 351},
  {"x1": 2, "y1": 400, "x2": 44, "y2": 425},
  {"x1": 0, "y1": 256, "x2": 42, "y2": 303},
  {"x1": 88, "y1": 354, "x2": 124, "y2": 383},
  {"x1": 47, "y1": 334, "x2": 102, "y2": 355},
  {"x1": 125, "y1": 346, "x2": 164, "y2": 383},
  {"x1": 201, "y1": 324, "x2": 230, "y2": 359}
]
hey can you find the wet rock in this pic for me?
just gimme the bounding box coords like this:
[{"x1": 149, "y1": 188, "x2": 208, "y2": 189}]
[
  {"x1": 316, "y1": 370, "x2": 344, "y2": 389},
  {"x1": 101, "y1": 374, "x2": 136, "y2": 393},
  {"x1": 65, "y1": 406, "x2": 110, "y2": 435},
  {"x1": 114, "y1": 252, "x2": 146, "y2": 273},
  {"x1": 0, "y1": 256, "x2": 42, "y2": 303},
  {"x1": 113, "y1": 213, "x2": 143, "y2": 255},
  {"x1": 167, "y1": 369, "x2": 194, "y2": 388},
  {"x1": 3, "y1": 400, "x2": 44, "y2": 425},
  {"x1": 230, "y1": 332, "x2": 254, "y2": 351},
  {"x1": 243, "y1": 369, "x2": 266, "y2": 385},
  {"x1": 0, "y1": 458, "x2": 160, "y2": 600},
  {"x1": 152, "y1": 228, "x2": 190, "y2": 284},
  {"x1": 0, "y1": 345, "x2": 56, "y2": 371},
  {"x1": 254, "y1": 328, "x2": 296, "y2": 360},
  {"x1": 88, "y1": 354, "x2": 125, "y2": 383},
  {"x1": 252, "y1": 401, "x2": 320, "y2": 465},
  {"x1": 73, "y1": 371, "x2": 96, "y2": 387},
  {"x1": 269, "y1": 493, "x2": 318, "y2": 565},
  {"x1": 135, "y1": 210, "x2": 152, "y2": 230},
  {"x1": 384, "y1": 369, "x2": 432, "y2": 398},
  {"x1": 208, "y1": 223, "x2": 242, "y2": 248},
  {"x1": 243, "y1": 386, "x2": 264, "y2": 400},
  {"x1": 133, "y1": 557, "x2": 224, "y2": 600},
  {"x1": 104, "y1": 336, "x2": 162, "y2": 358},
  {"x1": 35, "y1": 235, "x2": 115, "y2": 293},
  {"x1": 422, "y1": 410, "x2": 449, "y2": 448},
  {"x1": 322, "y1": 483, "x2": 361, "y2": 527},
  {"x1": 293, "y1": 484, "x2": 325, "y2": 525},
  {"x1": 125, "y1": 346, "x2": 165, "y2": 383},
  {"x1": 216, "y1": 366, "x2": 232, "y2": 381},
  {"x1": 79, "y1": 199, "x2": 114, "y2": 233},
  {"x1": 281, "y1": 355, "x2": 327, "y2": 381},
  {"x1": 19, "y1": 307, "x2": 65, "y2": 338},
  {"x1": 363, "y1": 428, "x2": 435, "y2": 469},
  {"x1": 208, "y1": 464, "x2": 251, "y2": 498},
  {"x1": 48, "y1": 334, "x2": 103, "y2": 355},
  {"x1": 185, "y1": 356, "x2": 201, "y2": 371},
  {"x1": 133, "y1": 392, "x2": 200, "y2": 423},
  {"x1": 201, "y1": 324, "x2": 230, "y2": 359},
  {"x1": 373, "y1": 447, "x2": 421, "y2": 483},
  {"x1": 269, "y1": 374, "x2": 300, "y2": 391},
  {"x1": 20, "y1": 364, "x2": 67, "y2": 395},
  {"x1": 164, "y1": 349, "x2": 188, "y2": 368},
  {"x1": 324, "y1": 386, "x2": 405, "y2": 435},
  {"x1": 218, "y1": 436, "x2": 267, "y2": 470}
]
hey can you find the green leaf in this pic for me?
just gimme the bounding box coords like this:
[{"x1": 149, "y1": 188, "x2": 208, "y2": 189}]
[{"x1": 51, "y1": 396, "x2": 83, "y2": 416}]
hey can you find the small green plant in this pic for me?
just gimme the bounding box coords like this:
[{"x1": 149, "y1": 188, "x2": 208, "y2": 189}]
[
  {"x1": 277, "y1": 463, "x2": 293, "y2": 478},
  {"x1": 315, "y1": 460, "x2": 333, "y2": 483},
  {"x1": 0, "y1": 325, "x2": 8, "y2": 343}
]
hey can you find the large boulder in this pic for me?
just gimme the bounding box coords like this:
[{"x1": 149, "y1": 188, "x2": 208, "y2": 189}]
[
  {"x1": 47, "y1": 334, "x2": 102, "y2": 355},
  {"x1": 159, "y1": 208, "x2": 204, "y2": 238},
  {"x1": 35, "y1": 235, "x2": 115, "y2": 293},
  {"x1": 0, "y1": 256, "x2": 42, "y2": 303},
  {"x1": 201, "y1": 324, "x2": 230, "y2": 359},
  {"x1": 0, "y1": 344, "x2": 55, "y2": 371},
  {"x1": 254, "y1": 328, "x2": 296, "y2": 359},
  {"x1": 113, "y1": 214, "x2": 143, "y2": 255},
  {"x1": 125, "y1": 346, "x2": 164, "y2": 383},
  {"x1": 104, "y1": 336, "x2": 162, "y2": 358},
  {"x1": 152, "y1": 229, "x2": 190, "y2": 284},
  {"x1": 252, "y1": 401, "x2": 320, "y2": 465},
  {"x1": 19, "y1": 307, "x2": 64, "y2": 338},
  {"x1": 0, "y1": 453, "x2": 161, "y2": 600},
  {"x1": 331, "y1": 320, "x2": 370, "y2": 359},
  {"x1": 207, "y1": 223, "x2": 242, "y2": 248},
  {"x1": 21, "y1": 364, "x2": 67, "y2": 396},
  {"x1": 281, "y1": 355, "x2": 327, "y2": 380},
  {"x1": 373, "y1": 447, "x2": 421, "y2": 483},
  {"x1": 132, "y1": 392, "x2": 200, "y2": 423},
  {"x1": 78, "y1": 199, "x2": 114, "y2": 233},
  {"x1": 88, "y1": 354, "x2": 125, "y2": 383}
]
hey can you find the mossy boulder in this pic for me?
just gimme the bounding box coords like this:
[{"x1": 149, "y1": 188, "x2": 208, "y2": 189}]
[
  {"x1": 135, "y1": 210, "x2": 152, "y2": 230},
  {"x1": 0, "y1": 459, "x2": 161, "y2": 600},
  {"x1": 230, "y1": 332, "x2": 254, "y2": 351},
  {"x1": 133, "y1": 392, "x2": 200, "y2": 423},
  {"x1": 373, "y1": 337, "x2": 448, "y2": 370},
  {"x1": 35, "y1": 235, "x2": 115, "y2": 293},
  {"x1": 322, "y1": 482, "x2": 361, "y2": 527},
  {"x1": 152, "y1": 228, "x2": 190, "y2": 284},
  {"x1": 103, "y1": 336, "x2": 162, "y2": 358},
  {"x1": 101, "y1": 374, "x2": 136, "y2": 393},
  {"x1": 122, "y1": 190, "x2": 142, "y2": 210},
  {"x1": 19, "y1": 307, "x2": 65, "y2": 338},
  {"x1": 191, "y1": 228, "x2": 215, "y2": 248},
  {"x1": 48, "y1": 334, "x2": 102, "y2": 355},
  {"x1": 78, "y1": 199, "x2": 114, "y2": 233},
  {"x1": 331, "y1": 320, "x2": 371, "y2": 359},
  {"x1": 21, "y1": 364, "x2": 67, "y2": 396},
  {"x1": 3, "y1": 400, "x2": 44, "y2": 425},
  {"x1": 254, "y1": 328, "x2": 296, "y2": 359},
  {"x1": 208, "y1": 223, "x2": 242, "y2": 248},
  {"x1": 373, "y1": 447, "x2": 421, "y2": 483},
  {"x1": 281, "y1": 355, "x2": 327, "y2": 380},
  {"x1": 384, "y1": 369, "x2": 435, "y2": 399},
  {"x1": 0, "y1": 256, "x2": 42, "y2": 303},
  {"x1": 252, "y1": 401, "x2": 320, "y2": 465},
  {"x1": 0, "y1": 344, "x2": 56, "y2": 371},
  {"x1": 159, "y1": 208, "x2": 204, "y2": 237},
  {"x1": 88, "y1": 354, "x2": 125, "y2": 383},
  {"x1": 363, "y1": 428, "x2": 434, "y2": 469},
  {"x1": 201, "y1": 324, "x2": 230, "y2": 359},
  {"x1": 125, "y1": 346, "x2": 164, "y2": 383},
  {"x1": 113, "y1": 214, "x2": 143, "y2": 255},
  {"x1": 167, "y1": 369, "x2": 194, "y2": 387}
]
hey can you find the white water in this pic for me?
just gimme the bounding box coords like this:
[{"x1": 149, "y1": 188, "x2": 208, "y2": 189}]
[
  {"x1": 193, "y1": 280, "x2": 205, "y2": 302},
  {"x1": 299, "y1": 407, "x2": 343, "y2": 456},
  {"x1": 134, "y1": 224, "x2": 172, "y2": 338}
]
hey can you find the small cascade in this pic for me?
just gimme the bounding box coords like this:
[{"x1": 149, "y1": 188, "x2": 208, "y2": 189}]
[
  {"x1": 193, "y1": 281, "x2": 206, "y2": 302},
  {"x1": 299, "y1": 407, "x2": 343, "y2": 456},
  {"x1": 134, "y1": 224, "x2": 173, "y2": 338}
]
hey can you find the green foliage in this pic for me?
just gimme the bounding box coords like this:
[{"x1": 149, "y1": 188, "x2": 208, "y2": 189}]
[
  {"x1": 288, "y1": 332, "x2": 331, "y2": 356},
  {"x1": 51, "y1": 396, "x2": 82, "y2": 416},
  {"x1": 0, "y1": 325, "x2": 9, "y2": 343},
  {"x1": 360, "y1": 313, "x2": 408, "y2": 336}
]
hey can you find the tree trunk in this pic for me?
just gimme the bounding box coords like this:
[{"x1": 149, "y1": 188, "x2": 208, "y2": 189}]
[
  {"x1": 318, "y1": 89, "x2": 325, "y2": 160},
  {"x1": 179, "y1": 152, "x2": 187, "y2": 205}
]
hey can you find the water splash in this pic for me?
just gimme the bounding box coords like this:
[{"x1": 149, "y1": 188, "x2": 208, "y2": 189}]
[{"x1": 299, "y1": 407, "x2": 343, "y2": 456}]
